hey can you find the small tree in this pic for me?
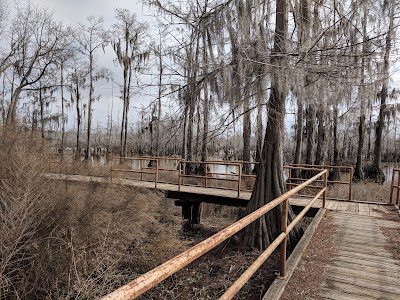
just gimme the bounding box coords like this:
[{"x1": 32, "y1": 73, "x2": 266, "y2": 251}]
[
  {"x1": 5, "y1": 3, "x2": 66, "y2": 126},
  {"x1": 112, "y1": 8, "x2": 149, "y2": 157},
  {"x1": 75, "y1": 16, "x2": 108, "y2": 161}
]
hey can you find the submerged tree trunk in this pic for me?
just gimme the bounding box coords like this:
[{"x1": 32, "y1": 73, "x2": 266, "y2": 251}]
[
  {"x1": 333, "y1": 106, "x2": 339, "y2": 165},
  {"x1": 75, "y1": 85, "x2": 81, "y2": 161},
  {"x1": 354, "y1": 114, "x2": 365, "y2": 179},
  {"x1": 305, "y1": 103, "x2": 315, "y2": 165},
  {"x1": 314, "y1": 106, "x2": 326, "y2": 165},
  {"x1": 242, "y1": 91, "x2": 251, "y2": 174},
  {"x1": 243, "y1": 0, "x2": 302, "y2": 250}
]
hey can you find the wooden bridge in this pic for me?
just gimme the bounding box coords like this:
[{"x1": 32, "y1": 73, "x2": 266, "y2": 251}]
[{"x1": 47, "y1": 157, "x2": 400, "y2": 300}]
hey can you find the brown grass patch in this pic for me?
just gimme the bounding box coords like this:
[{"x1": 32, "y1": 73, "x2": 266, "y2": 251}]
[{"x1": 382, "y1": 227, "x2": 400, "y2": 262}]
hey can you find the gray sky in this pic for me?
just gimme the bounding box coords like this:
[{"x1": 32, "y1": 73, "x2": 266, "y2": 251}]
[
  {"x1": 30, "y1": 0, "x2": 160, "y2": 131},
  {"x1": 33, "y1": 0, "x2": 151, "y2": 26}
]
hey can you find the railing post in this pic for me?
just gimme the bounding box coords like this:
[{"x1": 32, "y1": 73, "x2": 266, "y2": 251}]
[
  {"x1": 390, "y1": 169, "x2": 395, "y2": 204},
  {"x1": 323, "y1": 170, "x2": 327, "y2": 208},
  {"x1": 238, "y1": 163, "x2": 242, "y2": 198},
  {"x1": 178, "y1": 161, "x2": 182, "y2": 191},
  {"x1": 155, "y1": 159, "x2": 159, "y2": 188},
  {"x1": 288, "y1": 167, "x2": 292, "y2": 189},
  {"x1": 280, "y1": 198, "x2": 289, "y2": 278},
  {"x1": 349, "y1": 167, "x2": 353, "y2": 201}
]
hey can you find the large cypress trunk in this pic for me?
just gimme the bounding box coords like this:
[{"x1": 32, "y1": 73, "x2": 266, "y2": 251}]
[{"x1": 243, "y1": 0, "x2": 302, "y2": 250}]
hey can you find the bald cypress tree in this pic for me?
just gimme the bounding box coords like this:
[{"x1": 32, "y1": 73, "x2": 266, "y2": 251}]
[{"x1": 243, "y1": 0, "x2": 302, "y2": 250}]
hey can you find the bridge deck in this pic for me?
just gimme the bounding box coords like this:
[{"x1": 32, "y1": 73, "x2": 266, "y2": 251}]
[
  {"x1": 47, "y1": 173, "x2": 399, "y2": 299},
  {"x1": 318, "y1": 211, "x2": 400, "y2": 300},
  {"x1": 275, "y1": 210, "x2": 400, "y2": 300},
  {"x1": 46, "y1": 173, "x2": 392, "y2": 215}
]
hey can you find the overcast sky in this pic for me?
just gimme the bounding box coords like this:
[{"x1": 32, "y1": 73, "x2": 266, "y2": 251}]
[
  {"x1": 33, "y1": 0, "x2": 152, "y2": 26},
  {"x1": 29, "y1": 0, "x2": 161, "y2": 131},
  {"x1": 11, "y1": 1, "x2": 400, "y2": 135}
]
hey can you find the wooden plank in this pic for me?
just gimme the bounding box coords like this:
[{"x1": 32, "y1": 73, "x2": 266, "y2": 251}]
[
  {"x1": 358, "y1": 203, "x2": 370, "y2": 216},
  {"x1": 332, "y1": 255, "x2": 400, "y2": 273},
  {"x1": 346, "y1": 202, "x2": 359, "y2": 213},
  {"x1": 319, "y1": 280, "x2": 400, "y2": 300},
  {"x1": 336, "y1": 201, "x2": 349, "y2": 212},
  {"x1": 333, "y1": 238, "x2": 387, "y2": 247},
  {"x1": 334, "y1": 246, "x2": 394, "y2": 259},
  {"x1": 329, "y1": 200, "x2": 340, "y2": 211},
  {"x1": 326, "y1": 200, "x2": 336, "y2": 210},
  {"x1": 334, "y1": 251, "x2": 400, "y2": 266},
  {"x1": 329, "y1": 260, "x2": 400, "y2": 278},
  {"x1": 324, "y1": 265, "x2": 400, "y2": 286},
  {"x1": 319, "y1": 287, "x2": 379, "y2": 300},
  {"x1": 323, "y1": 273, "x2": 400, "y2": 295}
]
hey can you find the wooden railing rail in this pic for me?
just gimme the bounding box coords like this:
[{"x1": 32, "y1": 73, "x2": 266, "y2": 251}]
[
  {"x1": 390, "y1": 168, "x2": 400, "y2": 205},
  {"x1": 178, "y1": 160, "x2": 243, "y2": 197},
  {"x1": 288, "y1": 164, "x2": 353, "y2": 201},
  {"x1": 100, "y1": 168, "x2": 328, "y2": 300},
  {"x1": 111, "y1": 157, "x2": 258, "y2": 192},
  {"x1": 111, "y1": 157, "x2": 160, "y2": 188}
]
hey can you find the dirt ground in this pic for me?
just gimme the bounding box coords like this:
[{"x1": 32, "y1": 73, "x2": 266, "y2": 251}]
[
  {"x1": 379, "y1": 207, "x2": 400, "y2": 261},
  {"x1": 280, "y1": 214, "x2": 336, "y2": 300}
]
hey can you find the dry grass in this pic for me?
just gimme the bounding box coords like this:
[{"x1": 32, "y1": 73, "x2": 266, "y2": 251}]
[
  {"x1": 2, "y1": 133, "x2": 364, "y2": 299},
  {"x1": 0, "y1": 132, "x2": 186, "y2": 299},
  {"x1": 328, "y1": 181, "x2": 391, "y2": 203}
]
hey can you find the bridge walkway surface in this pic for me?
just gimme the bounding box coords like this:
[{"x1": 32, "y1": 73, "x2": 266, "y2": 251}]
[
  {"x1": 266, "y1": 209, "x2": 400, "y2": 300},
  {"x1": 46, "y1": 173, "x2": 390, "y2": 215}
]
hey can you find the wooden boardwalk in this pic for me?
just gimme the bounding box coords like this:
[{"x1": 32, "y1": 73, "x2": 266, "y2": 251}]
[
  {"x1": 47, "y1": 173, "x2": 400, "y2": 299},
  {"x1": 46, "y1": 173, "x2": 392, "y2": 214},
  {"x1": 273, "y1": 209, "x2": 400, "y2": 300},
  {"x1": 319, "y1": 211, "x2": 400, "y2": 300}
]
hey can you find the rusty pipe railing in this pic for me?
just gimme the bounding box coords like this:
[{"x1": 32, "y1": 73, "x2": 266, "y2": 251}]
[
  {"x1": 178, "y1": 160, "x2": 243, "y2": 197},
  {"x1": 111, "y1": 157, "x2": 160, "y2": 188},
  {"x1": 390, "y1": 168, "x2": 400, "y2": 205},
  {"x1": 288, "y1": 164, "x2": 353, "y2": 201},
  {"x1": 100, "y1": 168, "x2": 327, "y2": 300}
]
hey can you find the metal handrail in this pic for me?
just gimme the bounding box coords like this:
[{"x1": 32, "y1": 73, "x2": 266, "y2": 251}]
[
  {"x1": 100, "y1": 168, "x2": 328, "y2": 300},
  {"x1": 111, "y1": 157, "x2": 160, "y2": 188},
  {"x1": 288, "y1": 164, "x2": 353, "y2": 201},
  {"x1": 390, "y1": 168, "x2": 400, "y2": 205},
  {"x1": 178, "y1": 160, "x2": 243, "y2": 197}
]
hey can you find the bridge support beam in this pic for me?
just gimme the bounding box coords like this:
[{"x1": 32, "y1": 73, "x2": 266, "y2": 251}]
[{"x1": 176, "y1": 200, "x2": 203, "y2": 224}]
